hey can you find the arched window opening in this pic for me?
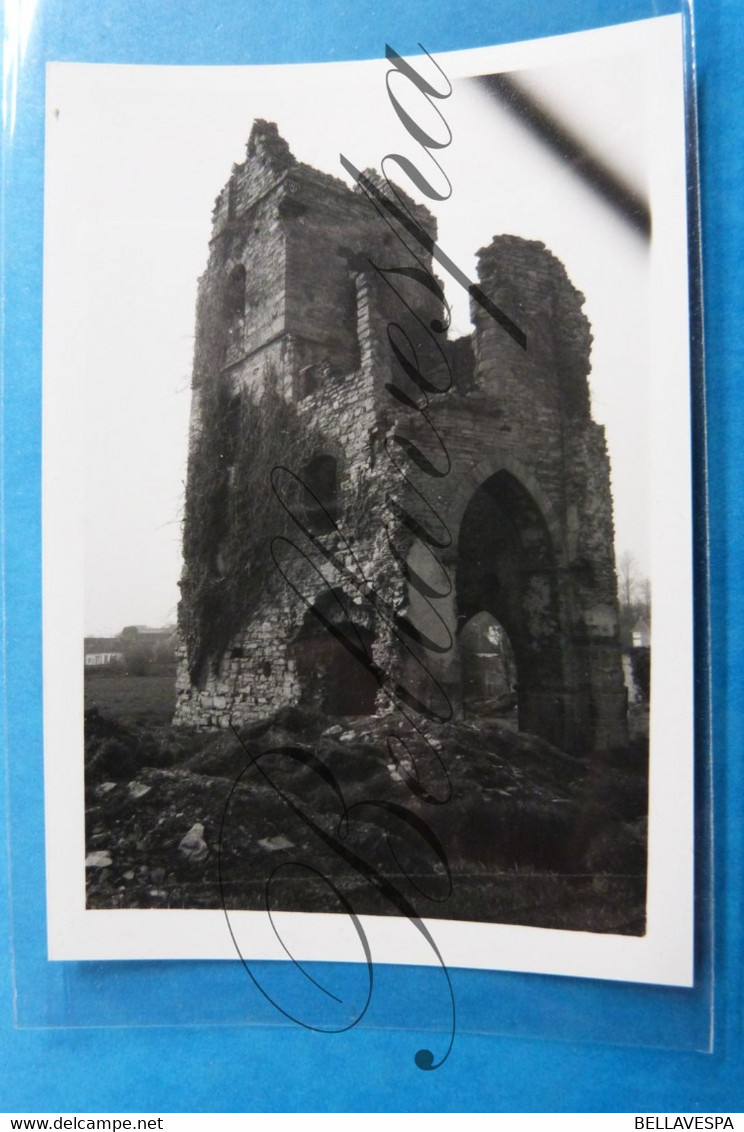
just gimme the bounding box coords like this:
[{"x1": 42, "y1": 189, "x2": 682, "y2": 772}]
[
  {"x1": 459, "y1": 611, "x2": 518, "y2": 721},
  {"x1": 221, "y1": 391, "x2": 242, "y2": 461},
  {"x1": 224, "y1": 264, "x2": 246, "y2": 352},
  {"x1": 302, "y1": 454, "x2": 339, "y2": 534}
]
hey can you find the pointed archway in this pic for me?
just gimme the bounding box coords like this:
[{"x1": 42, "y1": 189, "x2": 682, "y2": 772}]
[
  {"x1": 459, "y1": 611, "x2": 518, "y2": 719},
  {"x1": 456, "y1": 470, "x2": 568, "y2": 747}
]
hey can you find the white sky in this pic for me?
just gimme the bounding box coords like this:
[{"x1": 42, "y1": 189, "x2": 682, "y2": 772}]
[{"x1": 45, "y1": 33, "x2": 656, "y2": 636}]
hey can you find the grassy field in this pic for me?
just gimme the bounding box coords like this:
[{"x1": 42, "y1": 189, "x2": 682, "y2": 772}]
[{"x1": 85, "y1": 670, "x2": 176, "y2": 725}]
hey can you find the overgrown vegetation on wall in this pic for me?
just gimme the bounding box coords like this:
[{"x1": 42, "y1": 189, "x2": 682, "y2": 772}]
[{"x1": 179, "y1": 368, "x2": 328, "y2": 684}]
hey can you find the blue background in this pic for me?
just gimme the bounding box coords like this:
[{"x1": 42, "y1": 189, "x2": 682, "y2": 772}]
[{"x1": 1, "y1": 0, "x2": 742, "y2": 1113}]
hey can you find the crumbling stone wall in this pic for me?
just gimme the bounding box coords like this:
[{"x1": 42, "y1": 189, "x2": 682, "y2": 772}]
[{"x1": 175, "y1": 120, "x2": 628, "y2": 754}]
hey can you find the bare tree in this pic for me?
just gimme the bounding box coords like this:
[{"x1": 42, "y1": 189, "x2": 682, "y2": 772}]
[
  {"x1": 617, "y1": 551, "x2": 651, "y2": 647},
  {"x1": 639, "y1": 576, "x2": 651, "y2": 608},
  {"x1": 618, "y1": 551, "x2": 638, "y2": 608}
]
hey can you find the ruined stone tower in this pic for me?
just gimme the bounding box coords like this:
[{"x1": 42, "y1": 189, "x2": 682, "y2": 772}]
[{"x1": 175, "y1": 120, "x2": 628, "y2": 754}]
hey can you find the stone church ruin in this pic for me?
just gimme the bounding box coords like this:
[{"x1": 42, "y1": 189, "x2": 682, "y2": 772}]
[{"x1": 175, "y1": 119, "x2": 629, "y2": 756}]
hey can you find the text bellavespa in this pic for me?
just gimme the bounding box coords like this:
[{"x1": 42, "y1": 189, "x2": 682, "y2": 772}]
[{"x1": 635, "y1": 1120, "x2": 734, "y2": 1129}]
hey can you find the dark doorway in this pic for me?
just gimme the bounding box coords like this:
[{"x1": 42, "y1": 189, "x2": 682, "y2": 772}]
[
  {"x1": 456, "y1": 471, "x2": 565, "y2": 746},
  {"x1": 291, "y1": 588, "x2": 378, "y2": 716}
]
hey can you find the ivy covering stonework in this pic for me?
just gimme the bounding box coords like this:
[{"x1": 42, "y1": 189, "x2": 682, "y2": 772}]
[{"x1": 179, "y1": 372, "x2": 328, "y2": 684}]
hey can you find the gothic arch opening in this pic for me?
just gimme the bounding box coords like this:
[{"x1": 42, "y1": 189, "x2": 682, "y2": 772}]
[
  {"x1": 456, "y1": 470, "x2": 566, "y2": 747},
  {"x1": 459, "y1": 611, "x2": 518, "y2": 720},
  {"x1": 290, "y1": 587, "x2": 378, "y2": 716}
]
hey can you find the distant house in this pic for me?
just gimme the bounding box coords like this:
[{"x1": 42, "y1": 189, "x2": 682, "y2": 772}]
[
  {"x1": 121, "y1": 625, "x2": 174, "y2": 638},
  {"x1": 84, "y1": 625, "x2": 177, "y2": 669},
  {"x1": 631, "y1": 618, "x2": 651, "y2": 648},
  {"x1": 84, "y1": 638, "x2": 124, "y2": 667},
  {"x1": 121, "y1": 625, "x2": 177, "y2": 662}
]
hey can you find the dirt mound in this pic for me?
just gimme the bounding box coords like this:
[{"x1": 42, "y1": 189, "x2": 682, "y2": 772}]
[{"x1": 84, "y1": 706, "x2": 647, "y2": 933}]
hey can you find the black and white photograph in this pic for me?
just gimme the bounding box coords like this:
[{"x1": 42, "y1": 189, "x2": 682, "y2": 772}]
[{"x1": 42, "y1": 16, "x2": 694, "y2": 983}]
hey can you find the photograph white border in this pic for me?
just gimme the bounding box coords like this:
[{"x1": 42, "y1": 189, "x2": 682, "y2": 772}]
[{"x1": 43, "y1": 14, "x2": 694, "y2": 986}]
